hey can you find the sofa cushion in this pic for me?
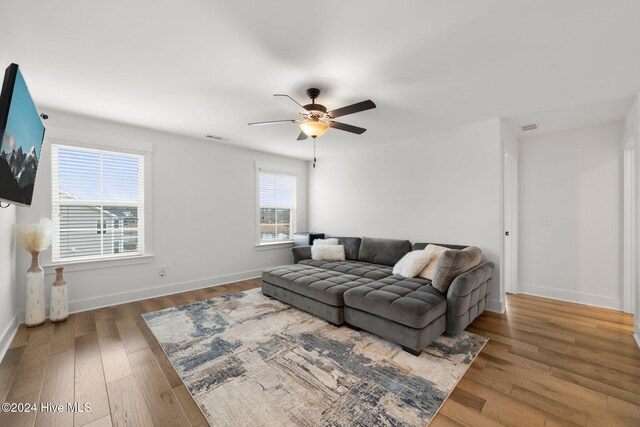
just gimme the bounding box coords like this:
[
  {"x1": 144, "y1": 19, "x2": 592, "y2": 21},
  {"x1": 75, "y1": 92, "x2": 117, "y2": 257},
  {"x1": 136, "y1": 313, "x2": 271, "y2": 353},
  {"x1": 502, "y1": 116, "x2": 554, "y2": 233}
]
[
  {"x1": 335, "y1": 237, "x2": 362, "y2": 260},
  {"x1": 358, "y1": 237, "x2": 412, "y2": 266},
  {"x1": 298, "y1": 259, "x2": 393, "y2": 280},
  {"x1": 343, "y1": 278, "x2": 446, "y2": 329},
  {"x1": 432, "y1": 246, "x2": 483, "y2": 293},
  {"x1": 262, "y1": 265, "x2": 373, "y2": 306}
]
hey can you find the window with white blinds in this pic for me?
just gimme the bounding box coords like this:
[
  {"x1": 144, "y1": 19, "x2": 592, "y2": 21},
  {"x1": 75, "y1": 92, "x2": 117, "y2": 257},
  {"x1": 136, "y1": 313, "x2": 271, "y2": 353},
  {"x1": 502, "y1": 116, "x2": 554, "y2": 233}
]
[
  {"x1": 51, "y1": 144, "x2": 145, "y2": 262},
  {"x1": 257, "y1": 169, "x2": 297, "y2": 244}
]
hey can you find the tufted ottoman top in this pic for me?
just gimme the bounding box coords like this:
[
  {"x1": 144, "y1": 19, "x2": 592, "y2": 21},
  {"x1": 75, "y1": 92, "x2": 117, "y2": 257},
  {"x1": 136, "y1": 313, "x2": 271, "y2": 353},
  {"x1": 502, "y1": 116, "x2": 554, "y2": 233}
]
[
  {"x1": 343, "y1": 277, "x2": 446, "y2": 329},
  {"x1": 262, "y1": 265, "x2": 375, "y2": 307}
]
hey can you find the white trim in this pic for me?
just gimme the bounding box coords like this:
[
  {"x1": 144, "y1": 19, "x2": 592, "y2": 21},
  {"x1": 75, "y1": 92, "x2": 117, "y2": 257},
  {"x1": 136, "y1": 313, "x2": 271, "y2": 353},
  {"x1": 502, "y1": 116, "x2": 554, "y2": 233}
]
[
  {"x1": 16, "y1": 269, "x2": 264, "y2": 323},
  {"x1": 42, "y1": 254, "x2": 154, "y2": 273},
  {"x1": 486, "y1": 299, "x2": 505, "y2": 314},
  {"x1": 634, "y1": 331, "x2": 640, "y2": 350},
  {"x1": 254, "y1": 241, "x2": 294, "y2": 251},
  {"x1": 519, "y1": 283, "x2": 621, "y2": 311},
  {"x1": 502, "y1": 153, "x2": 518, "y2": 295},
  {"x1": 0, "y1": 312, "x2": 20, "y2": 363},
  {"x1": 623, "y1": 136, "x2": 637, "y2": 314}
]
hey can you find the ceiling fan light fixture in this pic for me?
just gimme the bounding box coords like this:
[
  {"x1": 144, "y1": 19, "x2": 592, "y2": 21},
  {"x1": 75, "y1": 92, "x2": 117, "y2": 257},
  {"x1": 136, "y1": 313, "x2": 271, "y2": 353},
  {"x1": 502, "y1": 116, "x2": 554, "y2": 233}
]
[{"x1": 299, "y1": 119, "x2": 329, "y2": 138}]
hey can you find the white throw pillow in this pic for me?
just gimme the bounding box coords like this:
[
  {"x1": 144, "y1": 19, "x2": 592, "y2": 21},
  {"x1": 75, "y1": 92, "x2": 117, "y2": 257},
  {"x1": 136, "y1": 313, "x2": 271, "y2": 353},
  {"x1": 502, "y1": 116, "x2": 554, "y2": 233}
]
[
  {"x1": 418, "y1": 244, "x2": 451, "y2": 280},
  {"x1": 393, "y1": 250, "x2": 431, "y2": 278},
  {"x1": 311, "y1": 244, "x2": 346, "y2": 261},
  {"x1": 313, "y1": 238, "x2": 339, "y2": 246}
]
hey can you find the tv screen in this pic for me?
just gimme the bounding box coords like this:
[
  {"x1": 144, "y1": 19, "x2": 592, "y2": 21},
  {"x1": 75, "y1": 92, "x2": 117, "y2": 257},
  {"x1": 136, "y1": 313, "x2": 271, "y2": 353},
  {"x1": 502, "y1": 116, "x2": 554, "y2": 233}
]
[{"x1": 0, "y1": 63, "x2": 45, "y2": 207}]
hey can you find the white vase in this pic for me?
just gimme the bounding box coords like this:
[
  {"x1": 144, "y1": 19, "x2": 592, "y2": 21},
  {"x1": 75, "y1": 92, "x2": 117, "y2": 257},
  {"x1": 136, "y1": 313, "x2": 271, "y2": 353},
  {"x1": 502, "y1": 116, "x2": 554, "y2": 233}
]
[
  {"x1": 50, "y1": 267, "x2": 68, "y2": 322},
  {"x1": 25, "y1": 251, "x2": 45, "y2": 327}
]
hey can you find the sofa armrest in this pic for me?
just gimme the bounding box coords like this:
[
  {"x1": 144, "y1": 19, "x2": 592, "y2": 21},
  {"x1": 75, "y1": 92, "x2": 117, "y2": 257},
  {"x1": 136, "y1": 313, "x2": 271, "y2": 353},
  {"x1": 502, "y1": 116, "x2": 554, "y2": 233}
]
[
  {"x1": 291, "y1": 246, "x2": 312, "y2": 264},
  {"x1": 445, "y1": 261, "x2": 495, "y2": 335}
]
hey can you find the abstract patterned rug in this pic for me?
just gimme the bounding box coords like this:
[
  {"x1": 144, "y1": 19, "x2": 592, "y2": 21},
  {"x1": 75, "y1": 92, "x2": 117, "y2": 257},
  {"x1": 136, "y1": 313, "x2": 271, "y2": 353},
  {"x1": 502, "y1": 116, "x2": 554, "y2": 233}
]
[{"x1": 143, "y1": 289, "x2": 487, "y2": 426}]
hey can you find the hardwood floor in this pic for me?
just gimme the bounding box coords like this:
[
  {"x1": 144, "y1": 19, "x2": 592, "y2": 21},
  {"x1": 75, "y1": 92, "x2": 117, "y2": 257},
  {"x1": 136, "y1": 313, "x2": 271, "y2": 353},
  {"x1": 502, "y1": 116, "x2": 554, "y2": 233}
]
[{"x1": 1, "y1": 279, "x2": 638, "y2": 426}]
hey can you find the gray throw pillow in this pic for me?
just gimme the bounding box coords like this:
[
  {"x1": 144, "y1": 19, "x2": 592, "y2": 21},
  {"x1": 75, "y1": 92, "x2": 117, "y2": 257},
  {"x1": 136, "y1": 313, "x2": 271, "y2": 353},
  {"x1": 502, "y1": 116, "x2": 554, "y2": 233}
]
[{"x1": 432, "y1": 246, "x2": 483, "y2": 293}]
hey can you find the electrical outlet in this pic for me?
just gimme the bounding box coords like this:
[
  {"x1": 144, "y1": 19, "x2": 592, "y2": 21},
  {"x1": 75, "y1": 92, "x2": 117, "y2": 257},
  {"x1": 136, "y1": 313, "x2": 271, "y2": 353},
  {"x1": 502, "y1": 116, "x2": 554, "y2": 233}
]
[
  {"x1": 542, "y1": 216, "x2": 551, "y2": 225},
  {"x1": 159, "y1": 266, "x2": 167, "y2": 277}
]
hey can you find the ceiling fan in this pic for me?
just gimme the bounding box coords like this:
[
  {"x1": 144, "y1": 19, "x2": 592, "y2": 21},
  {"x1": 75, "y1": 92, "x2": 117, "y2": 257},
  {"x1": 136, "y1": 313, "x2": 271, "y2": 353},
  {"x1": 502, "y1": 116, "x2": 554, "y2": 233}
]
[{"x1": 248, "y1": 88, "x2": 376, "y2": 166}]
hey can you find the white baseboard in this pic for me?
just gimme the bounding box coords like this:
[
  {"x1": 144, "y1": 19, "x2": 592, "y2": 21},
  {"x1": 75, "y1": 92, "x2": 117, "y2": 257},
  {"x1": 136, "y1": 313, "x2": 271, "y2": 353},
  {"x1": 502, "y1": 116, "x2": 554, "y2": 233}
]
[
  {"x1": 519, "y1": 283, "x2": 621, "y2": 311},
  {"x1": 634, "y1": 331, "x2": 640, "y2": 350},
  {"x1": 0, "y1": 312, "x2": 20, "y2": 363},
  {"x1": 16, "y1": 268, "x2": 264, "y2": 324},
  {"x1": 486, "y1": 299, "x2": 505, "y2": 314}
]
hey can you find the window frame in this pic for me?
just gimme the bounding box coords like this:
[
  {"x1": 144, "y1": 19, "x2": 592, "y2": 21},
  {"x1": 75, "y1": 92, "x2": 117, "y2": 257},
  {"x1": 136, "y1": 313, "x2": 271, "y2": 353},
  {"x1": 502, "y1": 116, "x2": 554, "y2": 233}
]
[
  {"x1": 49, "y1": 139, "x2": 152, "y2": 265},
  {"x1": 255, "y1": 166, "x2": 298, "y2": 246}
]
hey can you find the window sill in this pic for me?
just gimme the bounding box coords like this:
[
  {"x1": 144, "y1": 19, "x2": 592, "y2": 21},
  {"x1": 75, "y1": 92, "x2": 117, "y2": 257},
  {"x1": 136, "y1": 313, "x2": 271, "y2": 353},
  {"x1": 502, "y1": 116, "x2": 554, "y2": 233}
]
[
  {"x1": 43, "y1": 254, "x2": 154, "y2": 273},
  {"x1": 254, "y1": 241, "x2": 294, "y2": 251}
]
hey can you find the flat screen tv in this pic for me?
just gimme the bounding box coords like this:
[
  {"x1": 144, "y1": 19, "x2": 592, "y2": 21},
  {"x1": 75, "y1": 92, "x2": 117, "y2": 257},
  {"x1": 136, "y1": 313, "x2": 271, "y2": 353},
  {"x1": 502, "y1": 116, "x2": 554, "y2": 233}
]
[{"x1": 0, "y1": 63, "x2": 45, "y2": 207}]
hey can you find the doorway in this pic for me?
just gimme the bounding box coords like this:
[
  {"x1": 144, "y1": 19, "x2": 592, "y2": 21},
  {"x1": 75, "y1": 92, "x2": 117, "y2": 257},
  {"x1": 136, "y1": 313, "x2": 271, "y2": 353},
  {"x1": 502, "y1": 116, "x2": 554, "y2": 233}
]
[
  {"x1": 503, "y1": 153, "x2": 518, "y2": 295},
  {"x1": 623, "y1": 137, "x2": 636, "y2": 314}
]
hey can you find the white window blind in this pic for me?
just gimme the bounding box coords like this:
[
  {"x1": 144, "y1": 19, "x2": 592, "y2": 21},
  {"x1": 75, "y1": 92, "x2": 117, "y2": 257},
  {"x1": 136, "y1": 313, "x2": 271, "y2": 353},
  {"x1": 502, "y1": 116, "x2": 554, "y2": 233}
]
[
  {"x1": 257, "y1": 170, "x2": 296, "y2": 243},
  {"x1": 51, "y1": 144, "x2": 145, "y2": 262}
]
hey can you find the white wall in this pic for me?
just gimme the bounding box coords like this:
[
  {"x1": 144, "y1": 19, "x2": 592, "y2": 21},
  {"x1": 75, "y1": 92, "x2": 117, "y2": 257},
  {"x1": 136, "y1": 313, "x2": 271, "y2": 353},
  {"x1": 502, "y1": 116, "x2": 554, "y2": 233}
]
[
  {"x1": 518, "y1": 121, "x2": 624, "y2": 309},
  {"x1": 309, "y1": 119, "x2": 504, "y2": 312},
  {"x1": 15, "y1": 109, "x2": 309, "y2": 317},
  {"x1": 0, "y1": 205, "x2": 18, "y2": 361}
]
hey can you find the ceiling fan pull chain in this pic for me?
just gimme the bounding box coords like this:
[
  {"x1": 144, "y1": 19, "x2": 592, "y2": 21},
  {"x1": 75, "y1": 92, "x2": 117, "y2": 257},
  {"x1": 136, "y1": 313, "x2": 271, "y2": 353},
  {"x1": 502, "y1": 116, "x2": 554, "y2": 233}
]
[{"x1": 313, "y1": 137, "x2": 317, "y2": 168}]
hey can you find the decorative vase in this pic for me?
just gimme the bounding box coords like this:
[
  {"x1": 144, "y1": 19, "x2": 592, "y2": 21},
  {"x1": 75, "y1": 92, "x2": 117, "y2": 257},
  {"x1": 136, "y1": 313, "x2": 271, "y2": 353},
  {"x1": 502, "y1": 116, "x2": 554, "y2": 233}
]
[
  {"x1": 25, "y1": 251, "x2": 45, "y2": 327},
  {"x1": 50, "y1": 267, "x2": 68, "y2": 322}
]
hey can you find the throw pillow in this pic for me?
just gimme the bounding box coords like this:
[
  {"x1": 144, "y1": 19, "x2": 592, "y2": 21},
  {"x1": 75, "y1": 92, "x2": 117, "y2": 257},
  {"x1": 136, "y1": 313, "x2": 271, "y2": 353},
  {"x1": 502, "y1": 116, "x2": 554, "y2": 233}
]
[
  {"x1": 392, "y1": 250, "x2": 432, "y2": 278},
  {"x1": 313, "y1": 238, "x2": 340, "y2": 246},
  {"x1": 311, "y1": 244, "x2": 346, "y2": 261},
  {"x1": 418, "y1": 244, "x2": 451, "y2": 280},
  {"x1": 431, "y1": 246, "x2": 483, "y2": 293}
]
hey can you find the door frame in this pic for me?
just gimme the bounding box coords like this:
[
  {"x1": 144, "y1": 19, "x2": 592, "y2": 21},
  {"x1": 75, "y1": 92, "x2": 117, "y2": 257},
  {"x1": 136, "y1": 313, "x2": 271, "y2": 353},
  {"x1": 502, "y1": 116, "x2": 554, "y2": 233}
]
[
  {"x1": 623, "y1": 136, "x2": 637, "y2": 314},
  {"x1": 503, "y1": 152, "x2": 519, "y2": 295}
]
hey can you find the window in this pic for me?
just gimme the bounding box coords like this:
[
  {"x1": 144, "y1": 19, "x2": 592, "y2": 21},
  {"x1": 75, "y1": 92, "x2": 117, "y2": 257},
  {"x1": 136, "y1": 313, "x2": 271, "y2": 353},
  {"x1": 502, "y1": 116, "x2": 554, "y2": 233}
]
[
  {"x1": 51, "y1": 144, "x2": 145, "y2": 262},
  {"x1": 257, "y1": 169, "x2": 297, "y2": 244}
]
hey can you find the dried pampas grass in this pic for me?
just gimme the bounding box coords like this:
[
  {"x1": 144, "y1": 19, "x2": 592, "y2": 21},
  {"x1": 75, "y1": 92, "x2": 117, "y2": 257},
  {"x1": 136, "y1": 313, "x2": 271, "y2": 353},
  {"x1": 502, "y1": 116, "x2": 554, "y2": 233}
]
[{"x1": 15, "y1": 218, "x2": 52, "y2": 253}]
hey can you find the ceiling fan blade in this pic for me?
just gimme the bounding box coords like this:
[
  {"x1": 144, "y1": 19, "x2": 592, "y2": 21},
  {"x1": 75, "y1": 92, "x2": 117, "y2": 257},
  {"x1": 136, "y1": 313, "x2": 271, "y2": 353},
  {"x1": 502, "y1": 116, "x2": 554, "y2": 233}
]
[
  {"x1": 328, "y1": 100, "x2": 376, "y2": 118},
  {"x1": 329, "y1": 121, "x2": 367, "y2": 135},
  {"x1": 274, "y1": 94, "x2": 308, "y2": 115},
  {"x1": 296, "y1": 131, "x2": 308, "y2": 141},
  {"x1": 247, "y1": 119, "x2": 296, "y2": 126}
]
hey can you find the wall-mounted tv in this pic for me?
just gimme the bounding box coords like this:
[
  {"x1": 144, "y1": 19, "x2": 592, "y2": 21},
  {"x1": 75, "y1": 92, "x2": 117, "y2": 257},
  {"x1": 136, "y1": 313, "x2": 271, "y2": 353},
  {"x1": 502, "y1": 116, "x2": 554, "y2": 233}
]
[{"x1": 0, "y1": 63, "x2": 45, "y2": 207}]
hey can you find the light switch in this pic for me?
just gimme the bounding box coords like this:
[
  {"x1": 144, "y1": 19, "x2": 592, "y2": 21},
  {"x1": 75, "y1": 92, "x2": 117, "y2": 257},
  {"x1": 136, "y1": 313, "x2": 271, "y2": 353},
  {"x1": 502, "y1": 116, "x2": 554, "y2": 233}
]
[{"x1": 542, "y1": 216, "x2": 551, "y2": 225}]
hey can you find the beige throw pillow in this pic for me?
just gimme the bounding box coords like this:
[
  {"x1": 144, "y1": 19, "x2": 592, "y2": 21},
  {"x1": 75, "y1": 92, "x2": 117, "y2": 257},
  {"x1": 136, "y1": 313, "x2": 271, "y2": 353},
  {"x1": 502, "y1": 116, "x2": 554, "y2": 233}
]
[
  {"x1": 311, "y1": 244, "x2": 346, "y2": 261},
  {"x1": 392, "y1": 250, "x2": 431, "y2": 278},
  {"x1": 431, "y1": 246, "x2": 483, "y2": 293},
  {"x1": 418, "y1": 244, "x2": 451, "y2": 280}
]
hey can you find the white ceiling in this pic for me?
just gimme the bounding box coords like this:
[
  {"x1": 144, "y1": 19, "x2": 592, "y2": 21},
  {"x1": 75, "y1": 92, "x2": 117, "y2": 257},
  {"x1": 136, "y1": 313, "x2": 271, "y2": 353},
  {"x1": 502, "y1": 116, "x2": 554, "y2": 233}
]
[{"x1": 1, "y1": 0, "x2": 639, "y2": 160}]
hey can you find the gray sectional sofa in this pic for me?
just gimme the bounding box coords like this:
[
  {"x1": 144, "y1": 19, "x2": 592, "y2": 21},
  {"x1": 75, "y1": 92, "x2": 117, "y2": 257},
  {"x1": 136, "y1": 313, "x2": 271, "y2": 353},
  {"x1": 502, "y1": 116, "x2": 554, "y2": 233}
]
[{"x1": 261, "y1": 237, "x2": 494, "y2": 355}]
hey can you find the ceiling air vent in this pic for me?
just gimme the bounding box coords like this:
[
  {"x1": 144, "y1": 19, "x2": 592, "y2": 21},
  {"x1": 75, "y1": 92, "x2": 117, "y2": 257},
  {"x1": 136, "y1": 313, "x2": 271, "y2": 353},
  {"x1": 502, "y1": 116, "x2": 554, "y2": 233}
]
[
  {"x1": 520, "y1": 123, "x2": 538, "y2": 132},
  {"x1": 205, "y1": 135, "x2": 228, "y2": 141}
]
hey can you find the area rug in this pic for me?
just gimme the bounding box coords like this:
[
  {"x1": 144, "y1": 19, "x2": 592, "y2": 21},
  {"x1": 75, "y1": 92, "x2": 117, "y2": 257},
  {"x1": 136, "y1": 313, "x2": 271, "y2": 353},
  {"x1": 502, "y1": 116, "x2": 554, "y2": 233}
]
[{"x1": 143, "y1": 289, "x2": 487, "y2": 426}]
